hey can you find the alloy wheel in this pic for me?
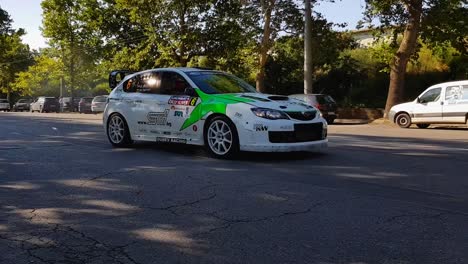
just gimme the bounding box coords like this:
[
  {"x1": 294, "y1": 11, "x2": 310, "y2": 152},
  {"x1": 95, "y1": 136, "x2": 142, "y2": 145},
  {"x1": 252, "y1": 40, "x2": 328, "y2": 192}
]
[{"x1": 207, "y1": 120, "x2": 233, "y2": 156}]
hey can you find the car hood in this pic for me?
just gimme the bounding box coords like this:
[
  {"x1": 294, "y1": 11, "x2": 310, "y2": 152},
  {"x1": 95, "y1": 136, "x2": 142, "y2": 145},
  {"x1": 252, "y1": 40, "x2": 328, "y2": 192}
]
[
  {"x1": 211, "y1": 93, "x2": 316, "y2": 112},
  {"x1": 390, "y1": 101, "x2": 415, "y2": 112}
]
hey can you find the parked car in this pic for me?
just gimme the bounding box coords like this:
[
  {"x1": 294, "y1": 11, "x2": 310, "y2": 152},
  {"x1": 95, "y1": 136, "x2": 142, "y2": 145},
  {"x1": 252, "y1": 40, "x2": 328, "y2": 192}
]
[
  {"x1": 59, "y1": 97, "x2": 74, "y2": 112},
  {"x1": 30, "y1": 97, "x2": 60, "y2": 113},
  {"x1": 289, "y1": 94, "x2": 338, "y2": 124},
  {"x1": 91, "y1": 95, "x2": 108, "y2": 113},
  {"x1": 104, "y1": 68, "x2": 328, "y2": 158},
  {"x1": 0, "y1": 99, "x2": 10, "y2": 112},
  {"x1": 12, "y1": 99, "x2": 32, "y2": 111},
  {"x1": 78, "y1": 97, "x2": 94, "y2": 113},
  {"x1": 389, "y1": 80, "x2": 468, "y2": 128}
]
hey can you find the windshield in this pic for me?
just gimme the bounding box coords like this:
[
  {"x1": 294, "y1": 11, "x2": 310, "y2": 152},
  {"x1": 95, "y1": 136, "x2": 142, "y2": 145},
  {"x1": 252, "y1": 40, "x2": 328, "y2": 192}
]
[
  {"x1": 316, "y1": 95, "x2": 336, "y2": 104},
  {"x1": 187, "y1": 71, "x2": 256, "y2": 94},
  {"x1": 81, "y1": 98, "x2": 93, "y2": 103}
]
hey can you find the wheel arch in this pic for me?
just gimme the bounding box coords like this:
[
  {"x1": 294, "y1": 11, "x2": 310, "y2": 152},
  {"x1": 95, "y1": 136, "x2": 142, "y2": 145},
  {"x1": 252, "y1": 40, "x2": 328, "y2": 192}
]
[
  {"x1": 203, "y1": 113, "x2": 238, "y2": 135},
  {"x1": 394, "y1": 111, "x2": 411, "y2": 123}
]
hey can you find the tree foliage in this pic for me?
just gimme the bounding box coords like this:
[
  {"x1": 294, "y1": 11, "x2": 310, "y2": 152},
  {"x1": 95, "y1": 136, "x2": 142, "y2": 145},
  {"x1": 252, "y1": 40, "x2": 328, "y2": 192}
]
[{"x1": 0, "y1": 6, "x2": 33, "y2": 100}]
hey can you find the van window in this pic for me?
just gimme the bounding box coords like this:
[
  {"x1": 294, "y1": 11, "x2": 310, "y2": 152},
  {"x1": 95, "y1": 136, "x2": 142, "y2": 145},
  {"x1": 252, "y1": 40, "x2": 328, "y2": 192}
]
[
  {"x1": 463, "y1": 85, "x2": 468, "y2": 100},
  {"x1": 445, "y1": 85, "x2": 462, "y2": 101},
  {"x1": 419, "y1": 88, "x2": 441, "y2": 103}
]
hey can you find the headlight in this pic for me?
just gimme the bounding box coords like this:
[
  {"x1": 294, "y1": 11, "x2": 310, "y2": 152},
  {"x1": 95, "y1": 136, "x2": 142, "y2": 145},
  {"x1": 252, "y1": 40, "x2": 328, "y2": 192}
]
[{"x1": 251, "y1": 108, "x2": 289, "y2": 120}]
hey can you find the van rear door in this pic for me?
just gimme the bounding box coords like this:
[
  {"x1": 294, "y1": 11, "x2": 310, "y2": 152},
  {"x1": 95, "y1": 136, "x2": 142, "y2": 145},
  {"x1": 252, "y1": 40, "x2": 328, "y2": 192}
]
[{"x1": 443, "y1": 84, "x2": 468, "y2": 123}]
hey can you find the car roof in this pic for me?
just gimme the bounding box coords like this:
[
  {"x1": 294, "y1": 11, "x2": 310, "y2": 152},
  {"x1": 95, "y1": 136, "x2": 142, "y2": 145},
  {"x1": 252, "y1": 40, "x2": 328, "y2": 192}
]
[{"x1": 429, "y1": 80, "x2": 468, "y2": 88}]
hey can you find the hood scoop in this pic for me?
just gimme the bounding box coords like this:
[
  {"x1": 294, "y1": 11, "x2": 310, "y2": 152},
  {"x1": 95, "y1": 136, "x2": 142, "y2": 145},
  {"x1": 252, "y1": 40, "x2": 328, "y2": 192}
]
[
  {"x1": 240, "y1": 95, "x2": 271, "y2": 102},
  {"x1": 268, "y1": 96, "x2": 289, "y2": 101}
]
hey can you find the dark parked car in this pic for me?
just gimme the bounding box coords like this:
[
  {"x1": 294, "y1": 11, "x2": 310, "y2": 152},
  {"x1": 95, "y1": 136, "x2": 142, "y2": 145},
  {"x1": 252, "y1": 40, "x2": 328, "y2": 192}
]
[
  {"x1": 289, "y1": 94, "x2": 338, "y2": 124},
  {"x1": 78, "y1": 97, "x2": 94, "y2": 113},
  {"x1": 73, "y1": 98, "x2": 80, "y2": 112},
  {"x1": 12, "y1": 99, "x2": 32, "y2": 111},
  {"x1": 30, "y1": 97, "x2": 60, "y2": 113}
]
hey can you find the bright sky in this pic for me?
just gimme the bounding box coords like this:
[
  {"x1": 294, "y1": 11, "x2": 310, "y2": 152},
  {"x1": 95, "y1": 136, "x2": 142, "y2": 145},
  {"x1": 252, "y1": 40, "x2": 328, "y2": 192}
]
[{"x1": 0, "y1": 0, "x2": 365, "y2": 50}]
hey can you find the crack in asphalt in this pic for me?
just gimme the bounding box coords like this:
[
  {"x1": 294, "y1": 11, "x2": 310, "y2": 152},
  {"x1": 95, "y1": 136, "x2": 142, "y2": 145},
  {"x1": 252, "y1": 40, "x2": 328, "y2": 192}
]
[
  {"x1": 0, "y1": 224, "x2": 141, "y2": 264},
  {"x1": 200, "y1": 202, "x2": 323, "y2": 234},
  {"x1": 140, "y1": 193, "x2": 217, "y2": 216}
]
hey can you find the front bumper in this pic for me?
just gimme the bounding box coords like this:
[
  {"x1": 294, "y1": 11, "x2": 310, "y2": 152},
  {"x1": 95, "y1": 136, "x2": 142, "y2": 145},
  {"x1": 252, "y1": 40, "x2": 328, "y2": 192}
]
[{"x1": 240, "y1": 139, "x2": 328, "y2": 152}]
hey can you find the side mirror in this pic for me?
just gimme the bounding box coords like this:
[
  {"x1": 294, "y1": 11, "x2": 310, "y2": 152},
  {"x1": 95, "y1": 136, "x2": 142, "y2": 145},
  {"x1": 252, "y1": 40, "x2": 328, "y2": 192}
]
[
  {"x1": 416, "y1": 97, "x2": 422, "y2": 104},
  {"x1": 184, "y1": 88, "x2": 198, "y2": 97}
]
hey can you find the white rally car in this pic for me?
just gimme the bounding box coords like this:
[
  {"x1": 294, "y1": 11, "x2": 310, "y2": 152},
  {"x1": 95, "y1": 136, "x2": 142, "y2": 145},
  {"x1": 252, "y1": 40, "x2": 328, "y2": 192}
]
[{"x1": 104, "y1": 68, "x2": 328, "y2": 158}]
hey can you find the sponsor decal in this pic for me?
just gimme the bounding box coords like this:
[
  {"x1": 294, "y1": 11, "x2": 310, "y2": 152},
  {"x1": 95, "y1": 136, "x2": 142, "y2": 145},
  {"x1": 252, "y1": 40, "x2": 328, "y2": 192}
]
[
  {"x1": 156, "y1": 137, "x2": 187, "y2": 144},
  {"x1": 137, "y1": 121, "x2": 147, "y2": 125},
  {"x1": 234, "y1": 112, "x2": 242, "y2": 118},
  {"x1": 174, "y1": 111, "x2": 183, "y2": 117},
  {"x1": 173, "y1": 132, "x2": 183, "y2": 136},
  {"x1": 163, "y1": 131, "x2": 171, "y2": 135},
  {"x1": 254, "y1": 124, "x2": 268, "y2": 131},
  {"x1": 147, "y1": 110, "x2": 171, "y2": 127},
  {"x1": 192, "y1": 125, "x2": 198, "y2": 132},
  {"x1": 168, "y1": 96, "x2": 198, "y2": 106},
  {"x1": 150, "y1": 130, "x2": 160, "y2": 134}
]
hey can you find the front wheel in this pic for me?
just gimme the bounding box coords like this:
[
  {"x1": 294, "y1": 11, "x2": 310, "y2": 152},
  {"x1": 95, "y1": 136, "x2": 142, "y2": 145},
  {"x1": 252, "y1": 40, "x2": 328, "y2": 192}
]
[
  {"x1": 204, "y1": 116, "x2": 239, "y2": 159},
  {"x1": 396, "y1": 113, "x2": 412, "y2": 128},
  {"x1": 416, "y1": 124, "x2": 430, "y2": 129},
  {"x1": 107, "y1": 113, "x2": 132, "y2": 147}
]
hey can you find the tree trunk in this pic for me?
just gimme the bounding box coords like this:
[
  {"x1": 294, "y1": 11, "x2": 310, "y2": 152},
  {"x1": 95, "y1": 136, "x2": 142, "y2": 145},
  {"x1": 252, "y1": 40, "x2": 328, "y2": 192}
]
[
  {"x1": 304, "y1": 0, "x2": 313, "y2": 94},
  {"x1": 384, "y1": 0, "x2": 422, "y2": 117},
  {"x1": 178, "y1": 6, "x2": 188, "y2": 67},
  {"x1": 256, "y1": 0, "x2": 274, "y2": 93},
  {"x1": 69, "y1": 35, "x2": 75, "y2": 98}
]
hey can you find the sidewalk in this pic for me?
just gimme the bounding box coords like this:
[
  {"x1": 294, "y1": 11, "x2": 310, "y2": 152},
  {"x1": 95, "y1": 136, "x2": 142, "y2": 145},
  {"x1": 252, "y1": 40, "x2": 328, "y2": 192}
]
[{"x1": 333, "y1": 119, "x2": 370, "y2": 125}]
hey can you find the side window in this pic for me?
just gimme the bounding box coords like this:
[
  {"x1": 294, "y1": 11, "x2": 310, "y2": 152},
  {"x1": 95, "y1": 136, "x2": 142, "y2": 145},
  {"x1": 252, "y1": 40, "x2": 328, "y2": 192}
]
[
  {"x1": 445, "y1": 85, "x2": 462, "y2": 101},
  {"x1": 161, "y1": 72, "x2": 192, "y2": 95},
  {"x1": 419, "y1": 88, "x2": 441, "y2": 103},
  {"x1": 462, "y1": 85, "x2": 468, "y2": 100},
  {"x1": 122, "y1": 72, "x2": 162, "y2": 94}
]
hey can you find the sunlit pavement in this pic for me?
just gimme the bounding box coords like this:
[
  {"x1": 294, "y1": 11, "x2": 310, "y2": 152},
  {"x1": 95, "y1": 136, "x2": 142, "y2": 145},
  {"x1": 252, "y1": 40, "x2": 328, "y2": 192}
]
[{"x1": 1, "y1": 112, "x2": 467, "y2": 264}]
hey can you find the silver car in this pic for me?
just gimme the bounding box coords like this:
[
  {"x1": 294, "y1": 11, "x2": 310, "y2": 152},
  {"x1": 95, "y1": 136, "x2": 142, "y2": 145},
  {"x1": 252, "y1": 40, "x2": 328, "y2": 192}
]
[
  {"x1": 0, "y1": 99, "x2": 10, "y2": 112},
  {"x1": 91, "y1": 95, "x2": 108, "y2": 113}
]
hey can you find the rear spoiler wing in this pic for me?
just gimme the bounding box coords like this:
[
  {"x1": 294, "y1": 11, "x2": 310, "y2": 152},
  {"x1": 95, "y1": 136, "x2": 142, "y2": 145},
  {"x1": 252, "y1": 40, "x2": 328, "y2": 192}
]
[{"x1": 109, "y1": 70, "x2": 135, "y2": 89}]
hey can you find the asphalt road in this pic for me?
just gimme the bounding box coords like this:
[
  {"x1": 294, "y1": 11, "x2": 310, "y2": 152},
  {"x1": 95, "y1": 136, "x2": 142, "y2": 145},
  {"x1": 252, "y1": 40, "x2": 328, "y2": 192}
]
[{"x1": 1, "y1": 112, "x2": 467, "y2": 264}]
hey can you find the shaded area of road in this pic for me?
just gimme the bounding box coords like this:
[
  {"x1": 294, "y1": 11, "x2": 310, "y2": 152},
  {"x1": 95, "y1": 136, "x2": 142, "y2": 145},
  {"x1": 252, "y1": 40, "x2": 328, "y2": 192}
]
[{"x1": 1, "y1": 113, "x2": 467, "y2": 264}]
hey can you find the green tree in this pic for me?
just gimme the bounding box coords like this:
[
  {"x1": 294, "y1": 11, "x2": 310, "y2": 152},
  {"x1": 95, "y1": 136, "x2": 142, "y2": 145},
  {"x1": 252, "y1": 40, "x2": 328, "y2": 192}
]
[
  {"x1": 363, "y1": 0, "x2": 467, "y2": 116},
  {"x1": 42, "y1": 0, "x2": 102, "y2": 97},
  {"x1": 0, "y1": 6, "x2": 33, "y2": 101}
]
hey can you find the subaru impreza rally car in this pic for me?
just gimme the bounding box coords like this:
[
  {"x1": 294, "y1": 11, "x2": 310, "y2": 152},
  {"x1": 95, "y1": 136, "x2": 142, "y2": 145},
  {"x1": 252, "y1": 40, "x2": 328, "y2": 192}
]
[{"x1": 104, "y1": 68, "x2": 328, "y2": 158}]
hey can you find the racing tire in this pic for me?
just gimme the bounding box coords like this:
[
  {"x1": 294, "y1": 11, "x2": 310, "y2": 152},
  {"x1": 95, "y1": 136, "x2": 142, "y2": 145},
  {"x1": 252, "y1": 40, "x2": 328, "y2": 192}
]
[
  {"x1": 204, "y1": 116, "x2": 239, "y2": 159},
  {"x1": 107, "y1": 113, "x2": 132, "y2": 147},
  {"x1": 416, "y1": 124, "x2": 430, "y2": 129},
  {"x1": 396, "y1": 113, "x2": 412, "y2": 128}
]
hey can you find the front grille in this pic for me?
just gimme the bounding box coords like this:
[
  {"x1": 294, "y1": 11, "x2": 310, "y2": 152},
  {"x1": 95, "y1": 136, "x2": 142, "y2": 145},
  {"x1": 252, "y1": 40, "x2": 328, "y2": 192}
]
[
  {"x1": 286, "y1": 111, "x2": 316, "y2": 121},
  {"x1": 269, "y1": 123, "x2": 323, "y2": 143}
]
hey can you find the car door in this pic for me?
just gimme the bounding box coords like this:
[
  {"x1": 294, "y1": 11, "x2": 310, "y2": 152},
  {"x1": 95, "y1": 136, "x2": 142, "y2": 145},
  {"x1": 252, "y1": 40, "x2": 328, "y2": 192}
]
[
  {"x1": 155, "y1": 71, "x2": 199, "y2": 142},
  {"x1": 412, "y1": 87, "x2": 443, "y2": 123},
  {"x1": 443, "y1": 85, "x2": 468, "y2": 123},
  {"x1": 119, "y1": 71, "x2": 164, "y2": 140}
]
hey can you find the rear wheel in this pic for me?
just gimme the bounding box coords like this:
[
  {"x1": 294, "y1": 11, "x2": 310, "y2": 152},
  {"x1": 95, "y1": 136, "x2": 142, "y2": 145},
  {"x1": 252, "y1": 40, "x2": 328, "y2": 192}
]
[
  {"x1": 416, "y1": 124, "x2": 430, "y2": 129},
  {"x1": 204, "y1": 116, "x2": 239, "y2": 159},
  {"x1": 107, "y1": 113, "x2": 132, "y2": 147},
  {"x1": 396, "y1": 113, "x2": 411, "y2": 128}
]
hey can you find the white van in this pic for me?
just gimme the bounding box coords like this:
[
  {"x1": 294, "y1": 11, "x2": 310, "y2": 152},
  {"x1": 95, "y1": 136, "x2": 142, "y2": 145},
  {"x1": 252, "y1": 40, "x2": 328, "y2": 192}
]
[{"x1": 389, "y1": 80, "x2": 468, "y2": 128}]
